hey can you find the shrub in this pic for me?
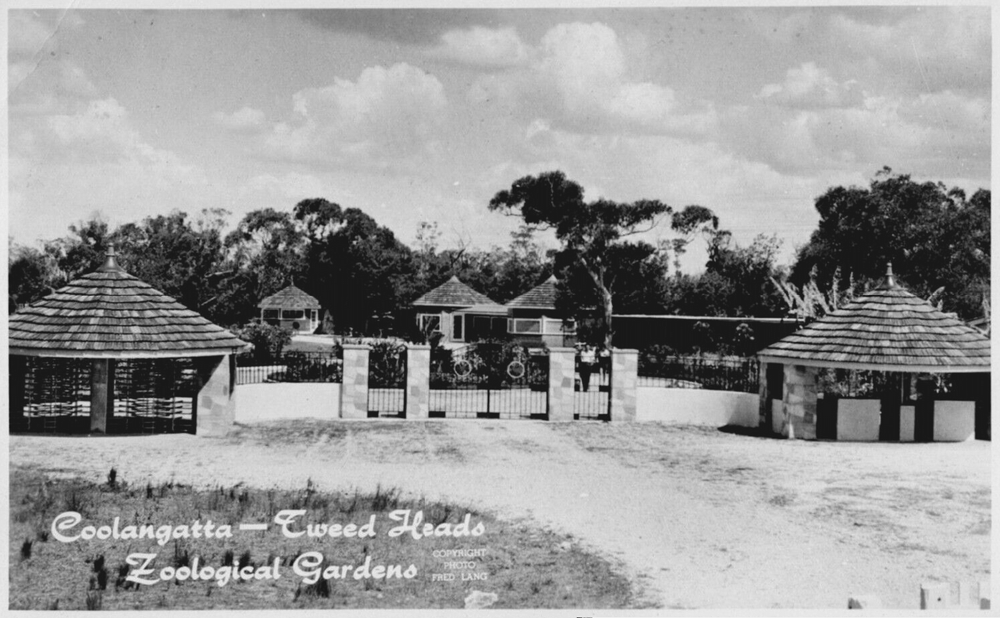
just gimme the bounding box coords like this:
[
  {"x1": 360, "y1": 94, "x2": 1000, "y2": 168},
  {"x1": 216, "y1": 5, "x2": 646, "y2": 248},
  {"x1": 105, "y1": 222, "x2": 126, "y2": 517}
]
[
  {"x1": 85, "y1": 591, "x2": 102, "y2": 611},
  {"x1": 233, "y1": 320, "x2": 293, "y2": 364}
]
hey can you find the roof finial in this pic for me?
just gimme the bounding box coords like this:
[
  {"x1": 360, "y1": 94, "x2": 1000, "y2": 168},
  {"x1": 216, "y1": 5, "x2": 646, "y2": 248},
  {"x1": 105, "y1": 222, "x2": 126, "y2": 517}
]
[
  {"x1": 98, "y1": 243, "x2": 123, "y2": 273},
  {"x1": 885, "y1": 262, "x2": 896, "y2": 288}
]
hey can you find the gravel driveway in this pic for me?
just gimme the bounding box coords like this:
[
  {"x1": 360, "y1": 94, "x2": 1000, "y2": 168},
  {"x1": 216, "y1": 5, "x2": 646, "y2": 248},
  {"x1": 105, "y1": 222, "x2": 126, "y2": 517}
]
[{"x1": 9, "y1": 420, "x2": 990, "y2": 609}]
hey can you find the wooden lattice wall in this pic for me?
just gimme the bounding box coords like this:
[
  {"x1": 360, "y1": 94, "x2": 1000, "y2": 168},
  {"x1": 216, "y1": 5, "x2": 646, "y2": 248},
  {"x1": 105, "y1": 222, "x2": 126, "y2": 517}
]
[{"x1": 10, "y1": 356, "x2": 198, "y2": 434}]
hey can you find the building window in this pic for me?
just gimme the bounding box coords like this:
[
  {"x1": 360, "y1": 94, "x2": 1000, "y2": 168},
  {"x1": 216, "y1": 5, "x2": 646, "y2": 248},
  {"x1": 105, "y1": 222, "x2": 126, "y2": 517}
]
[
  {"x1": 418, "y1": 313, "x2": 441, "y2": 333},
  {"x1": 543, "y1": 317, "x2": 570, "y2": 335},
  {"x1": 453, "y1": 314, "x2": 464, "y2": 341},
  {"x1": 508, "y1": 318, "x2": 541, "y2": 334},
  {"x1": 282, "y1": 309, "x2": 305, "y2": 319},
  {"x1": 262, "y1": 309, "x2": 279, "y2": 320}
]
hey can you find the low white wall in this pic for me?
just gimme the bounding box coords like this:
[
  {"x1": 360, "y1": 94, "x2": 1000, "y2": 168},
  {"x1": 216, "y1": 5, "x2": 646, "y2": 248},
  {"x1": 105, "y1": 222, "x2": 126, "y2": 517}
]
[
  {"x1": 637, "y1": 387, "x2": 759, "y2": 427},
  {"x1": 933, "y1": 400, "x2": 976, "y2": 442},
  {"x1": 899, "y1": 405, "x2": 915, "y2": 442},
  {"x1": 835, "y1": 399, "x2": 881, "y2": 441},
  {"x1": 234, "y1": 383, "x2": 341, "y2": 423}
]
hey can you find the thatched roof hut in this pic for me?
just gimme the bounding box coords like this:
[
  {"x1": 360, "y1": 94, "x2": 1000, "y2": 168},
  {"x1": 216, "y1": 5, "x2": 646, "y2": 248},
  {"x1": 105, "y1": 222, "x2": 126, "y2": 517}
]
[
  {"x1": 258, "y1": 284, "x2": 321, "y2": 311},
  {"x1": 757, "y1": 265, "x2": 990, "y2": 442},
  {"x1": 758, "y1": 266, "x2": 990, "y2": 372},
  {"x1": 11, "y1": 251, "x2": 246, "y2": 357},
  {"x1": 9, "y1": 247, "x2": 246, "y2": 436}
]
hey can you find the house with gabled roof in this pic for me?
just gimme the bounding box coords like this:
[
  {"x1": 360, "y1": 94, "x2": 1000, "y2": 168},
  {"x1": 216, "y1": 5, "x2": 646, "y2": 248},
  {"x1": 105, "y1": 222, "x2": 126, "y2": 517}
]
[
  {"x1": 505, "y1": 275, "x2": 576, "y2": 347},
  {"x1": 412, "y1": 276, "x2": 506, "y2": 343},
  {"x1": 258, "y1": 283, "x2": 321, "y2": 334}
]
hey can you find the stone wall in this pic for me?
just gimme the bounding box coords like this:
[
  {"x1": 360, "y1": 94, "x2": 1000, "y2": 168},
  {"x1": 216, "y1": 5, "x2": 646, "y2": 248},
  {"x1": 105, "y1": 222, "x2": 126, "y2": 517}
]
[
  {"x1": 340, "y1": 344, "x2": 370, "y2": 419},
  {"x1": 229, "y1": 344, "x2": 646, "y2": 423},
  {"x1": 835, "y1": 398, "x2": 881, "y2": 441},
  {"x1": 782, "y1": 364, "x2": 817, "y2": 439},
  {"x1": 637, "y1": 388, "x2": 759, "y2": 426},
  {"x1": 405, "y1": 344, "x2": 431, "y2": 420},
  {"x1": 610, "y1": 349, "x2": 638, "y2": 422},
  {"x1": 235, "y1": 383, "x2": 340, "y2": 422},
  {"x1": 758, "y1": 362, "x2": 770, "y2": 431},
  {"x1": 547, "y1": 347, "x2": 576, "y2": 421},
  {"x1": 196, "y1": 354, "x2": 236, "y2": 437},
  {"x1": 931, "y1": 400, "x2": 976, "y2": 442}
]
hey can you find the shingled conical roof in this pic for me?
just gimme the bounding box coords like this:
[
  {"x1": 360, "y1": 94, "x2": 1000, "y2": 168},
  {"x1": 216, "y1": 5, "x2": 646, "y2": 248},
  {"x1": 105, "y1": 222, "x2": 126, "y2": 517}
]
[
  {"x1": 507, "y1": 275, "x2": 559, "y2": 310},
  {"x1": 412, "y1": 276, "x2": 499, "y2": 308},
  {"x1": 758, "y1": 265, "x2": 990, "y2": 372},
  {"x1": 9, "y1": 248, "x2": 247, "y2": 358},
  {"x1": 258, "y1": 283, "x2": 321, "y2": 309}
]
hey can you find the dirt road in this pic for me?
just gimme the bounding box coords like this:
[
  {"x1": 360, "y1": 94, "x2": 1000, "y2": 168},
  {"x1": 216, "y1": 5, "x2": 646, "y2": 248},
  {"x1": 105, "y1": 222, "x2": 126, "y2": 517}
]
[{"x1": 9, "y1": 420, "x2": 990, "y2": 609}]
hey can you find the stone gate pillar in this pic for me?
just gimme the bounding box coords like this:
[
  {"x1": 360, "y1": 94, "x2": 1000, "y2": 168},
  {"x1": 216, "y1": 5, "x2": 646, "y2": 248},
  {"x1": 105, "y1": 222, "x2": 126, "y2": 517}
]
[
  {"x1": 610, "y1": 348, "x2": 639, "y2": 422},
  {"x1": 405, "y1": 344, "x2": 430, "y2": 420},
  {"x1": 196, "y1": 354, "x2": 236, "y2": 437},
  {"x1": 783, "y1": 364, "x2": 817, "y2": 439},
  {"x1": 340, "y1": 344, "x2": 370, "y2": 419},
  {"x1": 758, "y1": 361, "x2": 770, "y2": 432},
  {"x1": 547, "y1": 347, "x2": 576, "y2": 421}
]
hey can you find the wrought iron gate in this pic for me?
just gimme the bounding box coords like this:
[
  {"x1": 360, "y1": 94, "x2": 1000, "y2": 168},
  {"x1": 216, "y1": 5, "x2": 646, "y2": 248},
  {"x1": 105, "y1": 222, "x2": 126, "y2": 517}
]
[
  {"x1": 429, "y1": 342, "x2": 548, "y2": 419},
  {"x1": 368, "y1": 342, "x2": 407, "y2": 418},
  {"x1": 574, "y1": 349, "x2": 611, "y2": 421}
]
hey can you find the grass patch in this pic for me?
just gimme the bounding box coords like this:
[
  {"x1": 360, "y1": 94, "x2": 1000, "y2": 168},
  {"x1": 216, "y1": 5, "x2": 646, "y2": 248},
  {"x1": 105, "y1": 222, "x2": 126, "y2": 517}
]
[
  {"x1": 226, "y1": 420, "x2": 447, "y2": 447},
  {"x1": 10, "y1": 467, "x2": 633, "y2": 610}
]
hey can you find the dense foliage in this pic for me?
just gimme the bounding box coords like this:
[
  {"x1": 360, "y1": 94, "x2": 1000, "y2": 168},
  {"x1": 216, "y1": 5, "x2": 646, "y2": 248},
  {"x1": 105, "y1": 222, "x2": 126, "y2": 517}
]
[
  {"x1": 791, "y1": 168, "x2": 990, "y2": 320},
  {"x1": 9, "y1": 167, "x2": 989, "y2": 347},
  {"x1": 489, "y1": 170, "x2": 671, "y2": 347}
]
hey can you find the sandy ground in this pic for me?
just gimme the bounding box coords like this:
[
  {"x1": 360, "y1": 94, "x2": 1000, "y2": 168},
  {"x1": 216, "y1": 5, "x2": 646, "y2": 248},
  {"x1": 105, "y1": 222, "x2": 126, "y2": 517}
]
[{"x1": 9, "y1": 421, "x2": 990, "y2": 610}]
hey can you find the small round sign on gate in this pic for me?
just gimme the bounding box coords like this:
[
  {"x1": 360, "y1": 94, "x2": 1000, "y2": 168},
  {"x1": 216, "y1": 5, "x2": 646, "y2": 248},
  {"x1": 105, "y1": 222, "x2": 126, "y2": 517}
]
[
  {"x1": 506, "y1": 360, "x2": 525, "y2": 380},
  {"x1": 453, "y1": 359, "x2": 473, "y2": 378}
]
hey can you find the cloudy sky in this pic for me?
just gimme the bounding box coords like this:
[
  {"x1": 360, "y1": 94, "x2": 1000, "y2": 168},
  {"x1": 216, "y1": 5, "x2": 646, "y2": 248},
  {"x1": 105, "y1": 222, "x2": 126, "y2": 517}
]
[{"x1": 8, "y1": 6, "x2": 991, "y2": 272}]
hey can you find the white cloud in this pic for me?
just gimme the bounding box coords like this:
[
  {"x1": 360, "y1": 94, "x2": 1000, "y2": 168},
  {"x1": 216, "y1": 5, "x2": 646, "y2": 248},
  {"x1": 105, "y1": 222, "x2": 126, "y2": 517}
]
[
  {"x1": 720, "y1": 85, "x2": 989, "y2": 181},
  {"x1": 214, "y1": 106, "x2": 267, "y2": 132},
  {"x1": 247, "y1": 172, "x2": 327, "y2": 201},
  {"x1": 469, "y1": 21, "x2": 716, "y2": 137},
  {"x1": 428, "y1": 26, "x2": 530, "y2": 67},
  {"x1": 10, "y1": 91, "x2": 210, "y2": 243},
  {"x1": 758, "y1": 62, "x2": 862, "y2": 108},
  {"x1": 10, "y1": 11, "x2": 62, "y2": 56},
  {"x1": 9, "y1": 11, "x2": 93, "y2": 103},
  {"x1": 537, "y1": 22, "x2": 625, "y2": 115},
  {"x1": 264, "y1": 62, "x2": 448, "y2": 164},
  {"x1": 828, "y1": 7, "x2": 989, "y2": 94}
]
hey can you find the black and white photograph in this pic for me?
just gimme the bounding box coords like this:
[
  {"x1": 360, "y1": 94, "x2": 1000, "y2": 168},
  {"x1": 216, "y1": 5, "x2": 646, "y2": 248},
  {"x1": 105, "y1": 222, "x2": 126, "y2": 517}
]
[{"x1": 6, "y1": 3, "x2": 992, "y2": 613}]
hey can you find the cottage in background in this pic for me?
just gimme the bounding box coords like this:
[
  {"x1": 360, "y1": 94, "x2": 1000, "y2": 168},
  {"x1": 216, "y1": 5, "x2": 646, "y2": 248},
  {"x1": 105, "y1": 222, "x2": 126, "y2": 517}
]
[
  {"x1": 258, "y1": 283, "x2": 321, "y2": 334},
  {"x1": 412, "y1": 276, "x2": 506, "y2": 344}
]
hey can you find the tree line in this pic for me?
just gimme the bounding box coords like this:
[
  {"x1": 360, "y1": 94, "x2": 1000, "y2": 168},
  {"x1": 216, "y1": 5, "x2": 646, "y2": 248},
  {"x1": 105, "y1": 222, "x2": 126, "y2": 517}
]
[{"x1": 8, "y1": 168, "x2": 990, "y2": 344}]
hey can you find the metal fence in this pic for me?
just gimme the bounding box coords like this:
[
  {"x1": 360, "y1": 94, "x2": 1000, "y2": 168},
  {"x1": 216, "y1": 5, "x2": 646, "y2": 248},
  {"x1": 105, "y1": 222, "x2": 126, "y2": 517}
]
[
  {"x1": 429, "y1": 343, "x2": 548, "y2": 420},
  {"x1": 236, "y1": 351, "x2": 343, "y2": 385},
  {"x1": 574, "y1": 353, "x2": 611, "y2": 421},
  {"x1": 368, "y1": 342, "x2": 407, "y2": 418},
  {"x1": 637, "y1": 354, "x2": 759, "y2": 393}
]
